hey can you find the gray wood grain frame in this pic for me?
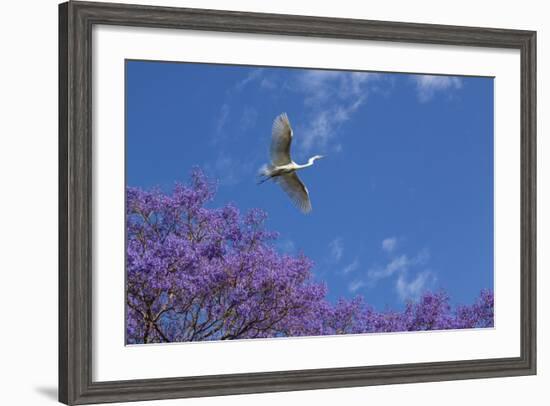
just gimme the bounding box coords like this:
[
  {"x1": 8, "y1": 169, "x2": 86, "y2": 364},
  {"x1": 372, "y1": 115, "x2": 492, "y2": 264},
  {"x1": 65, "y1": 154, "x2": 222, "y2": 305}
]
[{"x1": 59, "y1": 1, "x2": 536, "y2": 404}]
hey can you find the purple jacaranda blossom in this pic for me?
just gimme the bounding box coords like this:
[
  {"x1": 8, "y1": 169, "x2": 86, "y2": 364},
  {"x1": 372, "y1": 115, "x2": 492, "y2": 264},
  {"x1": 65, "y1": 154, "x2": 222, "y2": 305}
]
[{"x1": 126, "y1": 169, "x2": 494, "y2": 344}]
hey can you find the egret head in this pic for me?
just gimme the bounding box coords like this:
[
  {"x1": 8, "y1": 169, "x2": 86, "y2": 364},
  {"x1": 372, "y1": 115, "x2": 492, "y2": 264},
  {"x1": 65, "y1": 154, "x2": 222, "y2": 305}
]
[{"x1": 312, "y1": 154, "x2": 325, "y2": 161}]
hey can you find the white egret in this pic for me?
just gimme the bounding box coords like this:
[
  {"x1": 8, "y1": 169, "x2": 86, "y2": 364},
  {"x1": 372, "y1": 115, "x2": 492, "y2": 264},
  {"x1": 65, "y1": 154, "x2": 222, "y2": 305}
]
[{"x1": 258, "y1": 113, "x2": 325, "y2": 213}]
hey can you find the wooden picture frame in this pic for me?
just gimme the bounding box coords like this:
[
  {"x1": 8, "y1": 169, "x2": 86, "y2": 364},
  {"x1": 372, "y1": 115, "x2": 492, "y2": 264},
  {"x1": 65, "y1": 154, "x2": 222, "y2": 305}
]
[{"x1": 59, "y1": 1, "x2": 536, "y2": 404}]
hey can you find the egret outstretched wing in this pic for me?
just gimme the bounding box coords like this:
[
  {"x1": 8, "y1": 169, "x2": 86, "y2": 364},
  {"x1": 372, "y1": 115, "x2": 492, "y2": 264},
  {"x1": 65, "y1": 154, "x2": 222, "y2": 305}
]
[
  {"x1": 277, "y1": 172, "x2": 312, "y2": 213},
  {"x1": 270, "y1": 113, "x2": 293, "y2": 166}
]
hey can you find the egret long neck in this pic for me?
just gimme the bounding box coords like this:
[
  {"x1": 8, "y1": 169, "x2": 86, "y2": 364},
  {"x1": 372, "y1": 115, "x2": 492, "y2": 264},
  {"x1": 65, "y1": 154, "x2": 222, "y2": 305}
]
[{"x1": 296, "y1": 157, "x2": 317, "y2": 169}]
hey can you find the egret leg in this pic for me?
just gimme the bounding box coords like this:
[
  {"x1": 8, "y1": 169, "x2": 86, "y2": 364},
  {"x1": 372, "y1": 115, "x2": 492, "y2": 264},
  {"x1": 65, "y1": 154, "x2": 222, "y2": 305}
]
[{"x1": 257, "y1": 176, "x2": 270, "y2": 185}]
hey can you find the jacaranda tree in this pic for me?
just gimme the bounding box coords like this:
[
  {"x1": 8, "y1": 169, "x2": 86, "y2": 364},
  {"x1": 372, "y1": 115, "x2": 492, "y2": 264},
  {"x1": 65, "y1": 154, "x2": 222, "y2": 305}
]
[{"x1": 126, "y1": 169, "x2": 493, "y2": 344}]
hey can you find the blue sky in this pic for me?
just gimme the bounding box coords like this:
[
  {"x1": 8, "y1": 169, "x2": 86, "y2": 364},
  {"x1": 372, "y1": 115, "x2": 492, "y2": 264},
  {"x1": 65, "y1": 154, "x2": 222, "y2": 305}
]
[{"x1": 126, "y1": 60, "x2": 494, "y2": 310}]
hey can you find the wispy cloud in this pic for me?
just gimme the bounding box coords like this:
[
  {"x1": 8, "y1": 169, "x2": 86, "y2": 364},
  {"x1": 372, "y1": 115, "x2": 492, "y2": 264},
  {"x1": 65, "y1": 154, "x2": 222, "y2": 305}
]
[
  {"x1": 329, "y1": 237, "x2": 344, "y2": 262},
  {"x1": 300, "y1": 98, "x2": 364, "y2": 153},
  {"x1": 348, "y1": 279, "x2": 366, "y2": 294},
  {"x1": 212, "y1": 68, "x2": 266, "y2": 143},
  {"x1": 293, "y1": 70, "x2": 379, "y2": 153},
  {"x1": 236, "y1": 69, "x2": 276, "y2": 91},
  {"x1": 368, "y1": 254, "x2": 410, "y2": 281},
  {"x1": 208, "y1": 69, "x2": 267, "y2": 175},
  {"x1": 382, "y1": 237, "x2": 397, "y2": 253},
  {"x1": 215, "y1": 103, "x2": 230, "y2": 137},
  {"x1": 367, "y1": 239, "x2": 433, "y2": 302},
  {"x1": 342, "y1": 258, "x2": 360, "y2": 275},
  {"x1": 260, "y1": 77, "x2": 276, "y2": 90},
  {"x1": 235, "y1": 69, "x2": 264, "y2": 91},
  {"x1": 396, "y1": 271, "x2": 435, "y2": 301},
  {"x1": 413, "y1": 74, "x2": 462, "y2": 102},
  {"x1": 298, "y1": 71, "x2": 372, "y2": 105},
  {"x1": 335, "y1": 237, "x2": 433, "y2": 298},
  {"x1": 368, "y1": 248, "x2": 429, "y2": 281},
  {"x1": 220, "y1": 68, "x2": 383, "y2": 154}
]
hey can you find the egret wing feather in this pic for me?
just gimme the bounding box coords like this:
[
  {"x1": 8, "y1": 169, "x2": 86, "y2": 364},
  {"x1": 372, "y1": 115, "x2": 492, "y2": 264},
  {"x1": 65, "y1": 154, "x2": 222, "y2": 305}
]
[
  {"x1": 277, "y1": 172, "x2": 312, "y2": 213},
  {"x1": 270, "y1": 113, "x2": 293, "y2": 166}
]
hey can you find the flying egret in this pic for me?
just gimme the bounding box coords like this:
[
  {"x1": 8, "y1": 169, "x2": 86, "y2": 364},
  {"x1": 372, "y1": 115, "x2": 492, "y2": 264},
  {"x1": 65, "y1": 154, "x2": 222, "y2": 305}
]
[{"x1": 258, "y1": 113, "x2": 325, "y2": 213}]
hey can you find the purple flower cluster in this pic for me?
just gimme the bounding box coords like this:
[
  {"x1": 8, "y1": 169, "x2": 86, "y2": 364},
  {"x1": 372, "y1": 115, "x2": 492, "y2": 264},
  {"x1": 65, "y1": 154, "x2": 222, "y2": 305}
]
[{"x1": 126, "y1": 169, "x2": 494, "y2": 344}]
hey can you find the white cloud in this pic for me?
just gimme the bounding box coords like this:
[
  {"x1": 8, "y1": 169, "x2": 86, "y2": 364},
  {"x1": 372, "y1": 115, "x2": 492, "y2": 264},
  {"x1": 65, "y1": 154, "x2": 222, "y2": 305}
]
[
  {"x1": 413, "y1": 75, "x2": 462, "y2": 102},
  {"x1": 342, "y1": 258, "x2": 360, "y2": 275},
  {"x1": 215, "y1": 103, "x2": 230, "y2": 136},
  {"x1": 213, "y1": 69, "x2": 264, "y2": 143},
  {"x1": 294, "y1": 70, "x2": 378, "y2": 153},
  {"x1": 235, "y1": 69, "x2": 277, "y2": 91},
  {"x1": 225, "y1": 68, "x2": 382, "y2": 154},
  {"x1": 235, "y1": 69, "x2": 263, "y2": 90},
  {"x1": 396, "y1": 271, "x2": 435, "y2": 301},
  {"x1": 328, "y1": 238, "x2": 344, "y2": 262},
  {"x1": 298, "y1": 70, "x2": 345, "y2": 105},
  {"x1": 300, "y1": 97, "x2": 365, "y2": 152},
  {"x1": 368, "y1": 248, "x2": 430, "y2": 282},
  {"x1": 367, "y1": 242, "x2": 433, "y2": 302},
  {"x1": 382, "y1": 237, "x2": 397, "y2": 253},
  {"x1": 348, "y1": 279, "x2": 366, "y2": 293},
  {"x1": 368, "y1": 254, "x2": 409, "y2": 281},
  {"x1": 298, "y1": 70, "x2": 374, "y2": 104},
  {"x1": 260, "y1": 77, "x2": 276, "y2": 90}
]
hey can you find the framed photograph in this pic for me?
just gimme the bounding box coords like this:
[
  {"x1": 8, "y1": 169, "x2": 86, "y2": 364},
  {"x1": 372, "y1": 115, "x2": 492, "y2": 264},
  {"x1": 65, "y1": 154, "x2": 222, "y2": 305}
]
[{"x1": 59, "y1": 1, "x2": 536, "y2": 404}]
